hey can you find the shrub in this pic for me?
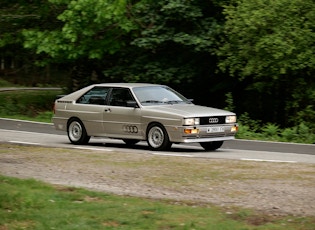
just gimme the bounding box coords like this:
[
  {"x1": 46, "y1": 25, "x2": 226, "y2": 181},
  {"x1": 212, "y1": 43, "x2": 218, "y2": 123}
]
[
  {"x1": 261, "y1": 123, "x2": 280, "y2": 137},
  {"x1": 237, "y1": 113, "x2": 315, "y2": 144}
]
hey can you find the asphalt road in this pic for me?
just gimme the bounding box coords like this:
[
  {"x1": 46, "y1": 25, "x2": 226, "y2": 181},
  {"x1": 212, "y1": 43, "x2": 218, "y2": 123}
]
[
  {"x1": 0, "y1": 87, "x2": 61, "y2": 92},
  {"x1": 0, "y1": 118, "x2": 314, "y2": 164}
]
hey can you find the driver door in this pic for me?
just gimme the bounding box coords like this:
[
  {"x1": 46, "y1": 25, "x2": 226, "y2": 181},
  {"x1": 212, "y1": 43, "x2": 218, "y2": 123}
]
[{"x1": 103, "y1": 87, "x2": 142, "y2": 139}]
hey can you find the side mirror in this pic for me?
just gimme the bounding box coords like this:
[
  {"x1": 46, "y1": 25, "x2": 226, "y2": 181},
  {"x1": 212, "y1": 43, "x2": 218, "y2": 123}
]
[{"x1": 126, "y1": 100, "x2": 139, "y2": 108}]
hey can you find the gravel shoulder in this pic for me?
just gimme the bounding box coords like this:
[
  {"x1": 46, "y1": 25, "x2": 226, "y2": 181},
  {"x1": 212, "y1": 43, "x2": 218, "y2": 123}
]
[{"x1": 0, "y1": 144, "x2": 314, "y2": 217}]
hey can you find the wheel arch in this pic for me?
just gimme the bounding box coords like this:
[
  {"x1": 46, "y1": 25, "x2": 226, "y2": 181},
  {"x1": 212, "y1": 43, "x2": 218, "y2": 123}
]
[
  {"x1": 67, "y1": 116, "x2": 83, "y2": 128},
  {"x1": 145, "y1": 121, "x2": 180, "y2": 143},
  {"x1": 146, "y1": 121, "x2": 166, "y2": 137}
]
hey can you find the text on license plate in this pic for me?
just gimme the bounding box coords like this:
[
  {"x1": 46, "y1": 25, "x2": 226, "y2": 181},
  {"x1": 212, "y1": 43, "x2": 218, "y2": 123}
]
[{"x1": 207, "y1": 127, "x2": 225, "y2": 133}]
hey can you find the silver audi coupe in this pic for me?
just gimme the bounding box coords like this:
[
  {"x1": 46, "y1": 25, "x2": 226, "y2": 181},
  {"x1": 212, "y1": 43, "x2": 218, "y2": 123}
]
[{"x1": 52, "y1": 83, "x2": 238, "y2": 151}]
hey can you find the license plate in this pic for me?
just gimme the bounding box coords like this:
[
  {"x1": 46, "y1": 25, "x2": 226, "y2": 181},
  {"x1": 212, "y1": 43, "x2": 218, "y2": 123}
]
[{"x1": 207, "y1": 127, "x2": 225, "y2": 133}]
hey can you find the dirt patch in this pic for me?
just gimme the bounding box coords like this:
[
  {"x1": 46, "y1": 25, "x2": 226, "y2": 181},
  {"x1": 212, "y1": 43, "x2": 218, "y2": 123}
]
[{"x1": 0, "y1": 144, "x2": 314, "y2": 217}]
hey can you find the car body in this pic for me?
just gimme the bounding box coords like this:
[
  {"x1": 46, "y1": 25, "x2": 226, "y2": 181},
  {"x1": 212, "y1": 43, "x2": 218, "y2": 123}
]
[{"x1": 52, "y1": 83, "x2": 238, "y2": 151}]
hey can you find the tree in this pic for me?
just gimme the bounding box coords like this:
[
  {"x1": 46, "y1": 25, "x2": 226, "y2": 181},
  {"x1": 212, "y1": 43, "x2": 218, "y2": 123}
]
[
  {"x1": 23, "y1": 0, "x2": 136, "y2": 60},
  {"x1": 22, "y1": 0, "x2": 232, "y2": 104},
  {"x1": 0, "y1": 0, "x2": 64, "y2": 84},
  {"x1": 102, "y1": 0, "x2": 230, "y2": 106},
  {"x1": 22, "y1": 0, "x2": 139, "y2": 90},
  {"x1": 218, "y1": 0, "x2": 315, "y2": 128}
]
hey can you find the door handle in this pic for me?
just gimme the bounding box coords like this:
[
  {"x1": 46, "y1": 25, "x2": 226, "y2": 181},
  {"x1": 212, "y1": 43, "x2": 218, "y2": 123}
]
[{"x1": 104, "y1": 108, "x2": 111, "y2": 112}]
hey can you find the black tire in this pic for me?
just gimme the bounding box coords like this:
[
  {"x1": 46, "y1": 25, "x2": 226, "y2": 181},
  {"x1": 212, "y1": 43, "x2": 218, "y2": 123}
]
[
  {"x1": 146, "y1": 123, "x2": 172, "y2": 151},
  {"x1": 122, "y1": 139, "x2": 140, "y2": 146},
  {"x1": 200, "y1": 141, "x2": 223, "y2": 151},
  {"x1": 67, "y1": 118, "x2": 90, "y2": 145}
]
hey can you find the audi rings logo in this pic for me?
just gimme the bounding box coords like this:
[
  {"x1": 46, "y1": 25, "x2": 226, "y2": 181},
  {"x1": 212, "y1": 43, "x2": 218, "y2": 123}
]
[
  {"x1": 209, "y1": 118, "x2": 219, "y2": 124},
  {"x1": 123, "y1": 125, "x2": 138, "y2": 133}
]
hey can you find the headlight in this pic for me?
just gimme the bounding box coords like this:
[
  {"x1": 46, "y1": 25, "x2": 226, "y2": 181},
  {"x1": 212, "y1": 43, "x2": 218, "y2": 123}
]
[
  {"x1": 183, "y1": 118, "x2": 200, "y2": 126},
  {"x1": 226, "y1": 115, "x2": 236, "y2": 123}
]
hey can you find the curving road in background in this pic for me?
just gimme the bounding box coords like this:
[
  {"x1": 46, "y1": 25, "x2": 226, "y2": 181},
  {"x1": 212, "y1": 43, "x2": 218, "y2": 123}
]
[
  {"x1": 1, "y1": 87, "x2": 314, "y2": 163},
  {"x1": 0, "y1": 118, "x2": 314, "y2": 164}
]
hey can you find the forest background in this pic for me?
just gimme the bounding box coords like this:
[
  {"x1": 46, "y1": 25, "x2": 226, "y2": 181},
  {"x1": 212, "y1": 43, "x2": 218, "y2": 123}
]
[{"x1": 0, "y1": 0, "x2": 314, "y2": 143}]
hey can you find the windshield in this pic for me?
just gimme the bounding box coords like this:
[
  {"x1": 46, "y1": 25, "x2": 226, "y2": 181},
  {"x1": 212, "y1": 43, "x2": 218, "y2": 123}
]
[{"x1": 133, "y1": 86, "x2": 192, "y2": 106}]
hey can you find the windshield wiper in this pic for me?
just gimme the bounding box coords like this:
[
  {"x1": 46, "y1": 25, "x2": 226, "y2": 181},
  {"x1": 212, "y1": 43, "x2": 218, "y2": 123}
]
[
  {"x1": 166, "y1": 100, "x2": 184, "y2": 104},
  {"x1": 141, "y1": 100, "x2": 186, "y2": 104},
  {"x1": 141, "y1": 100, "x2": 164, "y2": 104}
]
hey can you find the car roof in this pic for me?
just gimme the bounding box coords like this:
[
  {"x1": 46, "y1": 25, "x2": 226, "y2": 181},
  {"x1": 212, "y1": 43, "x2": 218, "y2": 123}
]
[
  {"x1": 59, "y1": 83, "x2": 167, "y2": 101},
  {"x1": 92, "y1": 83, "x2": 164, "y2": 89}
]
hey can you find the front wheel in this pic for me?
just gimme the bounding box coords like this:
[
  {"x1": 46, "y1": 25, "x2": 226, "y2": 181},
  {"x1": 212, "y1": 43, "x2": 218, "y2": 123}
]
[
  {"x1": 147, "y1": 124, "x2": 172, "y2": 151},
  {"x1": 67, "y1": 118, "x2": 90, "y2": 145},
  {"x1": 200, "y1": 141, "x2": 223, "y2": 151}
]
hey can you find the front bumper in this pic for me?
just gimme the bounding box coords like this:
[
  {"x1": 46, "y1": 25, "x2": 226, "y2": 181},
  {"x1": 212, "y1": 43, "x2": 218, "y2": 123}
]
[
  {"x1": 167, "y1": 124, "x2": 238, "y2": 143},
  {"x1": 182, "y1": 135, "x2": 235, "y2": 143}
]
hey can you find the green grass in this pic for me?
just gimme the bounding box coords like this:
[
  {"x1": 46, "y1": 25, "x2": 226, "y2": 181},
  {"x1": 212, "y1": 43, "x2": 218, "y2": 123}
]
[
  {"x1": 0, "y1": 111, "x2": 54, "y2": 123},
  {"x1": 0, "y1": 78, "x2": 16, "y2": 87},
  {"x1": 0, "y1": 90, "x2": 61, "y2": 123},
  {"x1": 1, "y1": 175, "x2": 314, "y2": 230}
]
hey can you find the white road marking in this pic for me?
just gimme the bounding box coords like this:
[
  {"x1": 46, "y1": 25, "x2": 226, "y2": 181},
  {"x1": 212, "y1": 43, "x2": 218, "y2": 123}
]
[
  {"x1": 72, "y1": 146, "x2": 112, "y2": 152},
  {"x1": 241, "y1": 158, "x2": 297, "y2": 163},
  {"x1": 150, "y1": 152, "x2": 194, "y2": 157},
  {"x1": 0, "y1": 117, "x2": 53, "y2": 125},
  {"x1": 9, "y1": 141, "x2": 42, "y2": 145},
  {"x1": 235, "y1": 138, "x2": 315, "y2": 147},
  {"x1": 0, "y1": 129, "x2": 54, "y2": 135},
  {"x1": 8, "y1": 140, "x2": 112, "y2": 152}
]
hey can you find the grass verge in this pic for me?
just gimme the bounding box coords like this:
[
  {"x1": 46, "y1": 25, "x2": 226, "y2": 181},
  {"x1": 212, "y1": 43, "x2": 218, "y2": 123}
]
[
  {"x1": 1, "y1": 174, "x2": 314, "y2": 230},
  {"x1": 0, "y1": 90, "x2": 61, "y2": 123},
  {"x1": 1, "y1": 144, "x2": 315, "y2": 230}
]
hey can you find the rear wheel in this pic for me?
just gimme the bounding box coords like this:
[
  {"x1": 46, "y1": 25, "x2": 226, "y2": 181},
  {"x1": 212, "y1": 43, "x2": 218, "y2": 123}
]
[
  {"x1": 147, "y1": 124, "x2": 172, "y2": 151},
  {"x1": 200, "y1": 141, "x2": 223, "y2": 151},
  {"x1": 67, "y1": 118, "x2": 90, "y2": 145}
]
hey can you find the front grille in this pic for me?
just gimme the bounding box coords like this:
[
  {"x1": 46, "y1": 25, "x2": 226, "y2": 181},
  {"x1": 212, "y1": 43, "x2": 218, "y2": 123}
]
[{"x1": 200, "y1": 116, "x2": 225, "y2": 125}]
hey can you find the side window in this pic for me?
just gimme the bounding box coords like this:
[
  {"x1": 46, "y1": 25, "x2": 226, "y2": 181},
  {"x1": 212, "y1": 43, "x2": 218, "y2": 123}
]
[
  {"x1": 109, "y1": 88, "x2": 134, "y2": 107},
  {"x1": 77, "y1": 87, "x2": 109, "y2": 105}
]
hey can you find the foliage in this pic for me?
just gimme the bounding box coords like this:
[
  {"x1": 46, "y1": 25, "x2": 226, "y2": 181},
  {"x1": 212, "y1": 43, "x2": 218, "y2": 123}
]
[
  {"x1": 0, "y1": 78, "x2": 15, "y2": 87},
  {"x1": 218, "y1": 0, "x2": 315, "y2": 128},
  {"x1": 1, "y1": 0, "x2": 314, "y2": 132},
  {"x1": 0, "y1": 0, "x2": 65, "y2": 84},
  {"x1": 20, "y1": 0, "x2": 231, "y2": 98},
  {"x1": 261, "y1": 123, "x2": 280, "y2": 138},
  {"x1": 219, "y1": 0, "x2": 315, "y2": 78},
  {"x1": 0, "y1": 90, "x2": 61, "y2": 121},
  {"x1": 224, "y1": 92, "x2": 235, "y2": 111},
  {"x1": 100, "y1": 0, "x2": 231, "y2": 107},
  {"x1": 0, "y1": 0, "x2": 62, "y2": 57},
  {"x1": 23, "y1": 0, "x2": 137, "y2": 61},
  {"x1": 237, "y1": 113, "x2": 315, "y2": 144},
  {"x1": 21, "y1": 0, "x2": 141, "y2": 91},
  {"x1": 0, "y1": 0, "x2": 54, "y2": 47}
]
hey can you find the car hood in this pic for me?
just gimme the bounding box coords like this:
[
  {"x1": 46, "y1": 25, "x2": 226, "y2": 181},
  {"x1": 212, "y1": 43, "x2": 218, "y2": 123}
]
[{"x1": 143, "y1": 104, "x2": 235, "y2": 117}]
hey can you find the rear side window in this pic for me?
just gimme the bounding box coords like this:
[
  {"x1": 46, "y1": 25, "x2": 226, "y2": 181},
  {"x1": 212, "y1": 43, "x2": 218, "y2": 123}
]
[{"x1": 77, "y1": 87, "x2": 110, "y2": 105}]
